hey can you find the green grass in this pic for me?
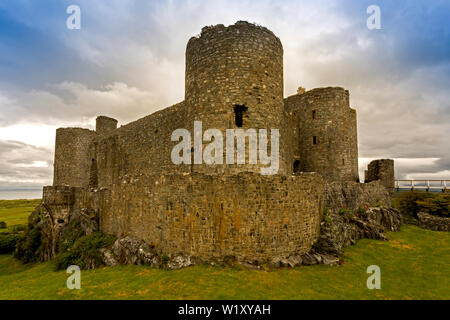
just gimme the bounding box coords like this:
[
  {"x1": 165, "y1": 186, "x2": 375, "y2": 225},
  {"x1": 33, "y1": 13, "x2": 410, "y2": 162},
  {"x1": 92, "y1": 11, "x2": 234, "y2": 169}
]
[
  {"x1": 0, "y1": 200, "x2": 449, "y2": 300},
  {"x1": 0, "y1": 199, "x2": 40, "y2": 234}
]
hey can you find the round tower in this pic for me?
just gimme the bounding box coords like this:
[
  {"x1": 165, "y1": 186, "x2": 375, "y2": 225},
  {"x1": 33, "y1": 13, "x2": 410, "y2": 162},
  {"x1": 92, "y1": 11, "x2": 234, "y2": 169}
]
[
  {"x1": 53, "y1": 128, "x2": 97, "y2": 187},
  {"x1": 294, "y1": 87, "x2": 359, "y2": 182},
  {"x1": 185, "y1": 21, "x2": 285, "y2": 174}
]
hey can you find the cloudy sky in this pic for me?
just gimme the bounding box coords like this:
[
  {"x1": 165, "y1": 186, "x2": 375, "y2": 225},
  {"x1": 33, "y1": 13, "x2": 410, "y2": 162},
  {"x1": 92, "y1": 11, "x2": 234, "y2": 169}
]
[{"x1": 0, "y1": 0, "x2": 449, "y2": 189}]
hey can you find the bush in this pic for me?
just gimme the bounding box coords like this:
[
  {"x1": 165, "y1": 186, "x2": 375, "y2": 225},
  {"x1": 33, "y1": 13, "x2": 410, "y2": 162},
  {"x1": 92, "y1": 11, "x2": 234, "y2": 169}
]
[
  {"x1": 393, "y1": 191, "x2": 450, "y2": 219},
  {"x1": 54, "y1": 232, "x2": 116, "y2": 270},
  {"x1": 0, "y1": 234, "x2": 21, "y2": 254},
  {"x1": 14, "y1": 227, "x2": 42, "y2": 263},
  {"x1": 416, "y1": 194, "x2": 449, "y2": 217},
  {"x1": 0, "y1": 221, "x2": 6, "y2": 229},
  {"x1": 11, "y1": 224, "x2": 27, "y2": 233},
  {"x1": 356, "y1": 206, "x2": 367, "y2": 215},
  {"x1": 375, "y1": 198, "x2": 383, "y2": 207}
]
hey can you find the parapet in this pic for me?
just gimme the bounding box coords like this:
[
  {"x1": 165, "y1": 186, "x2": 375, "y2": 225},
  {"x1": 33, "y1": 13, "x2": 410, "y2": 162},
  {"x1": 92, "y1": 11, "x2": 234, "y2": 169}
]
[
  {"x1": 96, "y1": 116, "x2": 118, "y2": 135},
  {"x1": 294, "y1": 87, "x2": 349, "y2": 107}
]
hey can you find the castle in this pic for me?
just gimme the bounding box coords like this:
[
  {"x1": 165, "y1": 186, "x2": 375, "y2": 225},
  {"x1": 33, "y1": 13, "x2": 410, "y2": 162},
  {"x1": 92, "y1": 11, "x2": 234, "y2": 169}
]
[{"x1": 42, "y1": 21, "x2": 394, "y2": 263}]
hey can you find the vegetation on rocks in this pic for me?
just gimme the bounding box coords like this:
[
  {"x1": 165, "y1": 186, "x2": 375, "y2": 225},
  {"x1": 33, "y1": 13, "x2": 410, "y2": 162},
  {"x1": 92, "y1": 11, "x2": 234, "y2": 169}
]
[
  {"x1": 55, "y1": 232, "x2": 116, "y2": 270},
  {"x1": 393, "y1": 191, "x2": 450, "y2": 220}
]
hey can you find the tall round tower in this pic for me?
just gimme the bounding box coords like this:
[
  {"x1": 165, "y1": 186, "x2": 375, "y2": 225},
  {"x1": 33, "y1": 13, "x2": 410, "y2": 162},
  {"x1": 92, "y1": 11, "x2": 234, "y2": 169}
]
[
  {"x1": 287, "y1": 87, "x2": 359, "y2": 181},
  {"x1": 53, "y1": 128, "x2": 97, "y2": 187},
  {"x1": 185, "y1": 21, "x2": 285, "y2": 174}
]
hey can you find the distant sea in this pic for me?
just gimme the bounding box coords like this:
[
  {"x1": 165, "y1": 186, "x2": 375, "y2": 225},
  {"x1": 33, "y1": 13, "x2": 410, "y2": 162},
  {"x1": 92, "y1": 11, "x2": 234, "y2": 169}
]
[{"x1": 0, "y1": 188, "x2": 43, "y2": 200}]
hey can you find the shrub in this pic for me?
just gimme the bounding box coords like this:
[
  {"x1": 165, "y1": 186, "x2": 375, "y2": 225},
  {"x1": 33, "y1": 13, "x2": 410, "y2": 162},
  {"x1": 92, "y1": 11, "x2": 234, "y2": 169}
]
[
  {"x1": 416, "y1": 194, "x2": 449, "y2": 217},
  {"x1": 0, "y1": 221, "x2": 6, "y2": 229},
  {"x1": 160, "y1": 253, "x2": 170, "y2": 266},
  {"x1": 0, "y1": 234, "x2": 21, "y2": 254},
  {"x1": 356, "y1": 206, "x2": 367, "y2": 215},
  {"x1": 14, "y1": 227, "x2": 42, "y2": 263},
  {"x1": 54, "y1": 232, "x2": 116, "y2": 270},
  {"x1": 375, "y1": 198, "x2": 383, "y2": 207}
]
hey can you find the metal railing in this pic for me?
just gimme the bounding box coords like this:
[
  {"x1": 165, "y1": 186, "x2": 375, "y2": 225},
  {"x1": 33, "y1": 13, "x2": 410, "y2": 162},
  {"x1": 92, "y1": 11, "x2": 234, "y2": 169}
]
[{"x1": 395, "y1": 180, "x2": 449, "y2": 192}]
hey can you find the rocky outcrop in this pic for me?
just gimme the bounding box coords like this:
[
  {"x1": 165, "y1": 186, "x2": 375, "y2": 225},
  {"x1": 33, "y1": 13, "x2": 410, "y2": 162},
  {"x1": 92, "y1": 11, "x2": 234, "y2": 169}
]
[
  {"x1": 313, "y1": 207, "x2": 402, "y2": 257},
  {"x1": 112, "y1": 236, "x2": 159, "y2": 266},
  {"x1": 418, "y1": 212, "x2": 449, "y2": 232},
  {"x1": 100, "y1": 236, "x2": 195, "y2": 270}
]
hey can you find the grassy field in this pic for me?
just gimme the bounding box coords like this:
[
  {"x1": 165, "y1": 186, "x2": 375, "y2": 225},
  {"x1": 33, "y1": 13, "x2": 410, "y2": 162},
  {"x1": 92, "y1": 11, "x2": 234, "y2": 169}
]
[
  {"x1": 0, "y1": 200, "x2": 449, "y2": 300},
  {"x1": 0, "y1": 200, "x2": 40, "y2": 234}
]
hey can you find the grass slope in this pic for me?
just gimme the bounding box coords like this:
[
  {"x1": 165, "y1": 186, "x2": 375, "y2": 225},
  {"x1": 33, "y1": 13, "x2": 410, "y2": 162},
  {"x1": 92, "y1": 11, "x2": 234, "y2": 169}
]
[
  {"x1": 0, "y1": 225, "x2": 448, "y2": 300},
  {"x1": 0, "y1": 200, "x2": 40, "y2": 234},
  {"x1": 0, "y1": 199, "x2": 448, "y2": 300}
]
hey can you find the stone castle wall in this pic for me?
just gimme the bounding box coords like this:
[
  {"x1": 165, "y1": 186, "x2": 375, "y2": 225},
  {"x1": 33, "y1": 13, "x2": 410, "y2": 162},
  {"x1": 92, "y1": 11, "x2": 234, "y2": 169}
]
[
  {"x1": 99, "y1": 173, "x2": 324, "y2": 262},
  {"x1": 94, "y1": 102, "x2": 188, "y2": 189},
  {"x1": 41, "y1": 176, "x2": 394, "y2": 263},
  {"x1": 285, "y1": 87, "x2": 359, "y2": 182}
]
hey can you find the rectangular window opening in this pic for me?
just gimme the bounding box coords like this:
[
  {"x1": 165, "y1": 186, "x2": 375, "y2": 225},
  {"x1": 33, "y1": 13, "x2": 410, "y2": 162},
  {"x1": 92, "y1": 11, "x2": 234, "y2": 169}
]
[
  {"x1": 293, "y1": 160, "x2": 301, "y2": 174},
  {"x1": 234, "y1": 104, "x2": 248, "y2": 128}
]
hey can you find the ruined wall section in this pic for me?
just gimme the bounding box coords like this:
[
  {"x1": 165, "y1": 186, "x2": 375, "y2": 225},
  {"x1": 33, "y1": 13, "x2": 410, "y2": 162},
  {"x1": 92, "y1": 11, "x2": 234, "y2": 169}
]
[
  {"x1": 96, "y1": 116, "x2": 118, "y2": 136},
  {"x1": 100, "y1": 172, "x2": 324, "y2": 262},
  {"x1": 95, "y1": 102, "x2": 188, "y2": 189},
  {"x1": 324, "y1": 180, "x2": 392, "y2": 213},
  {"x1": 285, "y1": 87, "x2": 359, "y2": 182},
  {"x1": 185, "y1": 21, "x2": 286, "y2": 174},
  {"x1": 366, "y1": 159, "x2": 395, "y2": 192},
  {"x1": 53, "y1": 128, "x2": 98, "y2": 187}
]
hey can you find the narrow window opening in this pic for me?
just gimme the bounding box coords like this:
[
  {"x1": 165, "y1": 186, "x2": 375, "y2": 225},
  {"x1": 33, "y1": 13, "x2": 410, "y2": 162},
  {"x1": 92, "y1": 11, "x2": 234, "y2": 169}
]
[
  {"x1": 342, "y1": 159, "x2": 345, "y2": 165},
  {"x1": 312, "y1": 110, "x2": 316, "y2": 119},
  {"x1": 234, "y1": 104, "x2": 248, "y2": 128},
  {"x1": 313, "y1": 136, "x2": 317, "y2": 145},
  {"x1": 293, "y1": 160, "x2": 301, "y2": 174}
]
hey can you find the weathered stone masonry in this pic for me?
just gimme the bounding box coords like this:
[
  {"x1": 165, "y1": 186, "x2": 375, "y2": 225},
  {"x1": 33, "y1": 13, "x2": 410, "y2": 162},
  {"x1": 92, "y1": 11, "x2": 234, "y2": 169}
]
[
  {"x1": 101, "y1": 173, "x2": 324, "y2": 261},
  {"x1": 43, "y1": 21, "x2": 395, "y2": 264}
]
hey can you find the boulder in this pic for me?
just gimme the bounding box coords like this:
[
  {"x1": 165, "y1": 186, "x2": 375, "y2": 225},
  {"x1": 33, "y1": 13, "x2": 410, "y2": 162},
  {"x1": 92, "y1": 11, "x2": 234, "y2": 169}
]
[
  {"x1": 100, "y1": 248, "x2": 118, "y2": 267},
  {"x1": 166, "y1": 255, "x2": 194, "y2": 270},
  {"x1": 112, "y1": 236, "x2": 158, "y2": 266}
]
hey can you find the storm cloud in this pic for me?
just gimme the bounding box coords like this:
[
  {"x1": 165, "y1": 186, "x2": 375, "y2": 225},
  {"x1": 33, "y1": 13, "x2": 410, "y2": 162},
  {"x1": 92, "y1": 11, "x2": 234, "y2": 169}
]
[{"x1": 0, "y1": 0, "x2": 449, "y2": 188}]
